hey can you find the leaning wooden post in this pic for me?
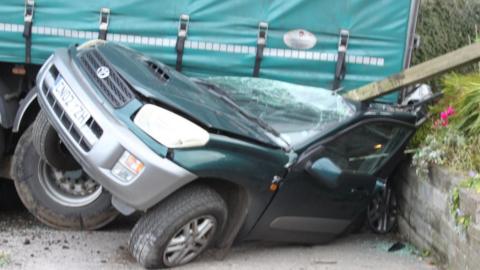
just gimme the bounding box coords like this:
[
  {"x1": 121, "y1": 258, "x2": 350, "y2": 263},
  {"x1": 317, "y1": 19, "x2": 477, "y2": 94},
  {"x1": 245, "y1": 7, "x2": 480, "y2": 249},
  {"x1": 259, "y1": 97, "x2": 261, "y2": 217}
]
[{"x1": 343, "y1": 42, "x2": 480, "y2": 102}]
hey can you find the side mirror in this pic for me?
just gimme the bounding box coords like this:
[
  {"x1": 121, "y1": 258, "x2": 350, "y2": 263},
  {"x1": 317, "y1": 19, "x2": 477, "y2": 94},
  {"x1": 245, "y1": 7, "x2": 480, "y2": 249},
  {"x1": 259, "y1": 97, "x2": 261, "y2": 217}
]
[{"x1": 306, "y1": 157, "x2": 342, "y2": 189}]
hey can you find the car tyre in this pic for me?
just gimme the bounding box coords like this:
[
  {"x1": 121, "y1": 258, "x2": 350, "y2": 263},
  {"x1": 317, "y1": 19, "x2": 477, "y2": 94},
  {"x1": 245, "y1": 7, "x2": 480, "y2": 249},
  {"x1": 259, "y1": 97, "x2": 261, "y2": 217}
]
[
  {"x1": 129, "y1": 184, "x2": 227, "y2": 269},
  {"x1": 12, "y1": 125, "x2": 118, "y2": 230},
  {"x1": 367, "y1": 185, "x2": 398, "y2": 234}
]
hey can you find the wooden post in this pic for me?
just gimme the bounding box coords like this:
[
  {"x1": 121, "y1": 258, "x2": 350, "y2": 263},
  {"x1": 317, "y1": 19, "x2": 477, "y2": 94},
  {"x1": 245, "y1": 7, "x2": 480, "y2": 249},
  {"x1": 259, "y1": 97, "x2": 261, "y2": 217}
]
[{"x1": 343, "y1": 42, "x2": 480, "y2": 102}]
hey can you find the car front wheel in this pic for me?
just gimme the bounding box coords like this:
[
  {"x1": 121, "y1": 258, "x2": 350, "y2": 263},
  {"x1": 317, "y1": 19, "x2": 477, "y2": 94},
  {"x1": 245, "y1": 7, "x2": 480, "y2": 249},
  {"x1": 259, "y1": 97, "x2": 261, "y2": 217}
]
[
  {"x1": 129, "y1": 184, "x2": 228, "y2": 269},
  {"x1": 12, "y1": 125, "x2": 118, "y2": 230}
]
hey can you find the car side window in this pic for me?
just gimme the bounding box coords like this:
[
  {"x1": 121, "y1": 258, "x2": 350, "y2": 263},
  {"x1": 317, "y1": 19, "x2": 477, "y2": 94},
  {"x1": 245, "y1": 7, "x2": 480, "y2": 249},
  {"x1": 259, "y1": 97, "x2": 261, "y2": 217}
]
[{"x1": 322, "y1": 122, "x2": 412, "y2": 174}]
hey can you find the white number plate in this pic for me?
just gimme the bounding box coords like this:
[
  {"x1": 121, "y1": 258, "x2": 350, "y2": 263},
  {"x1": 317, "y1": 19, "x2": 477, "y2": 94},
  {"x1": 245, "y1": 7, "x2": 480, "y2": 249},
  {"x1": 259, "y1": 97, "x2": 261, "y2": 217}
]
[{"x1": 52, "y1": 77, "x2": 91, "y2": 127}]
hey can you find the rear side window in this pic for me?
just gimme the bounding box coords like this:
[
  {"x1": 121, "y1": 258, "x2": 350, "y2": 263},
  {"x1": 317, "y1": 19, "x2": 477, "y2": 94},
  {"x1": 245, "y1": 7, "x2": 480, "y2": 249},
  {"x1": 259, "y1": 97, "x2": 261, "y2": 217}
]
[{"x1": 322, "y1": 122, "x2": 412, "y2": 174}]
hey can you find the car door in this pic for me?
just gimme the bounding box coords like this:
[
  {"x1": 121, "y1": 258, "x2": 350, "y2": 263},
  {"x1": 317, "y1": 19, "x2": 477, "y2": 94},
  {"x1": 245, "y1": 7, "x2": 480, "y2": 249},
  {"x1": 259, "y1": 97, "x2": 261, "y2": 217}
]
[{"x1": 246, "y1": 119, "x2": 414, "y2": 243}]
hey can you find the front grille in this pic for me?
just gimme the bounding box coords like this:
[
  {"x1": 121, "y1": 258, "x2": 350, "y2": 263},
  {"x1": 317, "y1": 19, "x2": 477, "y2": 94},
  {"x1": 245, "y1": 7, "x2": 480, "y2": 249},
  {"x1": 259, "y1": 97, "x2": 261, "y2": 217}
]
[
  {"x1": 78, "y1": 50, "x2": 134, "y2": 108},
  {"x1": 41, "y1": 65, "x2": 103, "y2": 152}
]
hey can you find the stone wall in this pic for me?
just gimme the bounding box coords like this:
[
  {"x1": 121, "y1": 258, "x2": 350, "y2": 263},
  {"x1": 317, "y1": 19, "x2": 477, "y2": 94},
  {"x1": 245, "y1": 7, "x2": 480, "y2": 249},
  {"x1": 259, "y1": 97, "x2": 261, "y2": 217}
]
[{"x1": 395, "y1": 162, "x2": 480, "y2": 269}]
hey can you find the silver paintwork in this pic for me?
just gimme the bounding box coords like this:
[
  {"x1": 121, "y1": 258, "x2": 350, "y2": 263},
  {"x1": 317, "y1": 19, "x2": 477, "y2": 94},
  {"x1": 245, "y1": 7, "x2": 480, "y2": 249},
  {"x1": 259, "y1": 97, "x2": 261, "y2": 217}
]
[
  {"x1": 163, "y1": 215, "x2": 217, "y2": 267},
  {"x1": 36, "y1": 49, "x2": 197, "y2": 211},
  {"x1": 12, "y1": 90, "x2": 37, "y2": 133},
  {"x1": 404, "y1": 0, "x2": 421, "y2": 69},
  {"x1": 13, "y1": 54, "x2": 55, "y2": 133},
  {"x1": 402, "y1": 84, "x2": 433, "y2": 106},
  {"x1": 400, "y1": 0, "x2": 421, "y2": 102}
]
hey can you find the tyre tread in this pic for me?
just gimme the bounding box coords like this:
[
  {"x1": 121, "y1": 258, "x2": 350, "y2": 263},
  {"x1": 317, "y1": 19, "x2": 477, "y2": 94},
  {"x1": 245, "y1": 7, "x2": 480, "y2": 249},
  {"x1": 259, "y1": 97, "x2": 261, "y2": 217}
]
[{"x1": 129, "y1": 184, "x2": 227, "y2": 268}]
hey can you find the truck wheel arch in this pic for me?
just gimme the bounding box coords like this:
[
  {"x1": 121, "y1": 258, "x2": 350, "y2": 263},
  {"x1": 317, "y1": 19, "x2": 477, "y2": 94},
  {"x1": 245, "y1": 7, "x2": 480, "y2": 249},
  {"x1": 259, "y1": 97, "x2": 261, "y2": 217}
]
[{"x1": 13, "y1": 88, "x2": 38, "y2": 134}]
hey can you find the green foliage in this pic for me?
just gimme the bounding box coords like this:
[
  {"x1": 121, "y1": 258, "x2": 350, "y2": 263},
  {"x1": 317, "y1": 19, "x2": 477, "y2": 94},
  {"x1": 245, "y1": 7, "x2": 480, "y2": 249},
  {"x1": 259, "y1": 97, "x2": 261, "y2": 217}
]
[
  {"x1": 420, "y1": 249, "x2": 431, "y2": 258},
  {"x1": 412, "y1": 72, "x2": 480, "y2": 175},
  {"x1": 412, "y1": 125, "x2": 480, "y2": 176},
  {"x1": 448, "y1": 175, "x2": 480, "y2": 230},
  {"x1": 413, "y1": 0, "x2": 480, "y2": 65},
  {"x1": 449, "y1": 185, "x2": 473, "y2": 231},
  {"x1": 409, "y1": 121, "x2": 432, "y2": 148},
  {"x1": 411, "y1": 133, "x2": 445, "y2": 180},
  {"x1": 413, "y1": 0, "x2": 480, "y2": 88},
  {"x1": 459, "y1": 175, "x2": 480, "y2": 194},
  {"x1": 440, "y1": 74, "x2": 480, "y2": 135},
  {"x1": 0, "y1": 252, "x2": 10, "y2": 268}
]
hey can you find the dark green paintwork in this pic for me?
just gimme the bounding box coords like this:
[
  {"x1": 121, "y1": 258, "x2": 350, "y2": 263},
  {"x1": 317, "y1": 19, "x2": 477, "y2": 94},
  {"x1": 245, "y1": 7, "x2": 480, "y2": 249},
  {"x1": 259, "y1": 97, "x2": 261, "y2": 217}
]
[
  {"x1": 173, "y1": 134, "x2": 290, "y2": 232},
  {"x1": 69, "y1": 43, "x2": 419, "y2": 239},
  {"x1": 90, "y1": 44, "x2": 278, "y2": 147}
]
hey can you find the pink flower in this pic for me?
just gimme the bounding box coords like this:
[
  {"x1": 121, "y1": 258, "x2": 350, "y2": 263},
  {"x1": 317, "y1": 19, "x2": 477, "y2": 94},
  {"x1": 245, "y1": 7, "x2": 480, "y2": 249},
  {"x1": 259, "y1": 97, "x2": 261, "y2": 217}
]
[
  {"x1": 446, "y1": 106, "x2": 455, "y2": 116},
  {"x1": 433, "y1": 106, "x2": 456, "y2": 128}
]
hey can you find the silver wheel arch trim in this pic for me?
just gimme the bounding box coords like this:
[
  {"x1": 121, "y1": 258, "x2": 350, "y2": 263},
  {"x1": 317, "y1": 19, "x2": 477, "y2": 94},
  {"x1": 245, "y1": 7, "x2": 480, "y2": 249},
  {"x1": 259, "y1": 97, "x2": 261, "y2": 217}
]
[{"x1": 12, "y1": 88, "x2": 37, "y2": 133}]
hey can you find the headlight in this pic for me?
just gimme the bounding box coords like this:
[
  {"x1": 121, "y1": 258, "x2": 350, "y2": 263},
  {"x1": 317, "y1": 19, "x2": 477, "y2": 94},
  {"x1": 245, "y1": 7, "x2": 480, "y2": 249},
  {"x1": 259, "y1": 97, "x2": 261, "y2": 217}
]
[
  {"x1": 134, "y1": 104, "x2": 209, "y2": 148},
  {"x1": 111, "y1": 151, "x2": 144, "y2": 184}
]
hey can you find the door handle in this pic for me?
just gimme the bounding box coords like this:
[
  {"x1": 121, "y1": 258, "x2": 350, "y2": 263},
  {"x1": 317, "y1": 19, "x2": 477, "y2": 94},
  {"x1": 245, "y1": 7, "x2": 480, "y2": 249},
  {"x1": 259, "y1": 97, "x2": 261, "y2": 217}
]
[{"x1": 350, "y1": 187, "x2": 369, "y2": 196}]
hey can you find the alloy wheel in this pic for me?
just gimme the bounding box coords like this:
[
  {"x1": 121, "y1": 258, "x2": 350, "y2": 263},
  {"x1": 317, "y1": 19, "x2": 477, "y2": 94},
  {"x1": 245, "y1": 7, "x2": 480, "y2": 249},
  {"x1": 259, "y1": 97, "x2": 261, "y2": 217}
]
[
  {"x1": 367, "y1": 186, "x2": 398, "y2": 234},
  {"x1": 163, "y1": 215, "x2": 217, "y2": 267}
]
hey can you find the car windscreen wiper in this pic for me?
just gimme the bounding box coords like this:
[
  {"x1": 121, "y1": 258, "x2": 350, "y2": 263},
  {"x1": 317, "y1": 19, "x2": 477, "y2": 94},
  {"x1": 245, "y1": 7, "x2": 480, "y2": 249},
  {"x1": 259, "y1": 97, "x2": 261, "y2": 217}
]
[{"x1": 193, "y1": 79, "x2": 290, "y2": 148}]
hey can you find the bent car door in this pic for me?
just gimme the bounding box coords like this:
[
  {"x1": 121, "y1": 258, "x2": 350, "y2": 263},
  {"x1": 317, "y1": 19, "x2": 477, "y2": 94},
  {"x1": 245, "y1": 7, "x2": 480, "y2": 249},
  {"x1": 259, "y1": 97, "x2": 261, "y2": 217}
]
[{"x1": 247, "y1": 119, "x2": 414, "y2": 243}]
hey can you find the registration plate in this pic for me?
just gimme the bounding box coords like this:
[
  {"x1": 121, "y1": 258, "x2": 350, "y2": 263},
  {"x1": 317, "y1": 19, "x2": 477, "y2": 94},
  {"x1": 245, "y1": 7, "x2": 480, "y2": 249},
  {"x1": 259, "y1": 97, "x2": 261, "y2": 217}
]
[{"x1": 52, "y1": 77, "x2": 91, "y2": 127}]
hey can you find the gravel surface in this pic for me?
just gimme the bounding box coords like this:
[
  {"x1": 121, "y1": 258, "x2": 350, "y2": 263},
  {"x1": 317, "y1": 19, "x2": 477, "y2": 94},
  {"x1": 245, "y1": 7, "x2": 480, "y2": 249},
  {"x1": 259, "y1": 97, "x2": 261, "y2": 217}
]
[{"x1": 0, "y1": 182, "x2": 437, "y2": 270}]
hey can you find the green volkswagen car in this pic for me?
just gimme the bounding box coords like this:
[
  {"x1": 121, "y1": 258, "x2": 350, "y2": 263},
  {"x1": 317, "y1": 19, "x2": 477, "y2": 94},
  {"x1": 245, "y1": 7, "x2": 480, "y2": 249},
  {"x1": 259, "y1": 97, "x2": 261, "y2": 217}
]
[{"x1": 35, "y1": 42, "x2": 425, "y2": 268}]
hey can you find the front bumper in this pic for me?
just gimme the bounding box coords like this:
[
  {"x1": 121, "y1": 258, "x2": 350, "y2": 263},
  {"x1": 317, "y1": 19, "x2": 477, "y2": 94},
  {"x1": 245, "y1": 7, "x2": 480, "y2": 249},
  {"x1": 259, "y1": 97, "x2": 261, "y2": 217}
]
[{"x1": 36, "y1": 49, "x2": 197, "y2": 211}]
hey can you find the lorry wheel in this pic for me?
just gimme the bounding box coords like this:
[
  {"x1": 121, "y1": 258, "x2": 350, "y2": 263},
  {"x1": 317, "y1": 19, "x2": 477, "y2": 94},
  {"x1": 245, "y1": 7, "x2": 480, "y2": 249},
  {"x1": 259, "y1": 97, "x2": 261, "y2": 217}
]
[
  {"x1": 32, "y1": 111, "x2": 79, "y2": 170},
  {"x1": 129, "y1": 184, "x2": 227, "y2": 268},
  {"x1": 12, "y1": 126, "x2": 118, "y2": 230}
]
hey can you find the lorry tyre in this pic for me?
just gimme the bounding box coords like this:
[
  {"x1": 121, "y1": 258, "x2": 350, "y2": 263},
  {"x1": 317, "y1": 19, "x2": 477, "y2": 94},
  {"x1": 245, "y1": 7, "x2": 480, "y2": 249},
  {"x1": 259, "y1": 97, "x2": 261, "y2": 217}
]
[
  {"x1": 32, "y1": 111, "x2": 79, "y2": 170},
  {"x1": 129, "y1": 184, "x2": 228, "y2": 268},
  {"x1": 12, "y1": 125, "x2": 118, "y2": 230}
]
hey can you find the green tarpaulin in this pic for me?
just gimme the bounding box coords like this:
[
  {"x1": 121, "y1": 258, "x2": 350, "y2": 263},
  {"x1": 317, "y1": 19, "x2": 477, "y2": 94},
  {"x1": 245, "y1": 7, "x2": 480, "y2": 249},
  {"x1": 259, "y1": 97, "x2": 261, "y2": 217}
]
[{"x1": 0, "y1": 0, "x2": 419, "y2": 101}]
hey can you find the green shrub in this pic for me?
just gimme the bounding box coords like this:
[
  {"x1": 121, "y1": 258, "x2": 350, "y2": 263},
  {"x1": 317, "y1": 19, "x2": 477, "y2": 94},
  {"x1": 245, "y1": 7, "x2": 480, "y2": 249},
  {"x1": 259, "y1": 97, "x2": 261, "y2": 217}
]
[
  {"x1": 413, "y1": 0, "x2": 480, "y2": 65},
  {"x1": 409, "y1": 121, "x2": 432, "y2": 148},
  {"x1": 440, "y1": 73, "x2": 480, "y2": 135},
  {"x1": 412, "y1": 72, "x2": 480, "y2": 174},
  {"x1": 413, "y1": 0, "x2": 480, "y2": 89}
]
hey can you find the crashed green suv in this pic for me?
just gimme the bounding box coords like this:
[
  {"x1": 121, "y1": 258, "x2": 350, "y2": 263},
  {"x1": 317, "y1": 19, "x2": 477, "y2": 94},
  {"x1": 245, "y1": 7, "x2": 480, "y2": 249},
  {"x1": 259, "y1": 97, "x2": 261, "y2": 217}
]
[{"x1": 36, "y1": 42, "x2": 422, "y2": 268}]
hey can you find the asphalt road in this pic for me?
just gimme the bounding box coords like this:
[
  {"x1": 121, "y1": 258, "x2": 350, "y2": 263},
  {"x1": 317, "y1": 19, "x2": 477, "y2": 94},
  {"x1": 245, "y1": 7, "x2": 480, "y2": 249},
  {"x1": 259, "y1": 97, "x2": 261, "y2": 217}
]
[{"x1": 0, "y1": 182, "x2": 437, "y2": 270}]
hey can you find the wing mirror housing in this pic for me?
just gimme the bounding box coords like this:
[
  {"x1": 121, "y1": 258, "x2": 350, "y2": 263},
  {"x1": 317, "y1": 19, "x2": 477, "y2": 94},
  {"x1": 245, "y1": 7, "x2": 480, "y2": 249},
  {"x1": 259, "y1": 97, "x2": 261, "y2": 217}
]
[
  {"x1": 306, "y1": 157, "x2": 377, "y2": 196},
  {"x1": 306, "y1": 157, "x2": 342, "y2": 189}
]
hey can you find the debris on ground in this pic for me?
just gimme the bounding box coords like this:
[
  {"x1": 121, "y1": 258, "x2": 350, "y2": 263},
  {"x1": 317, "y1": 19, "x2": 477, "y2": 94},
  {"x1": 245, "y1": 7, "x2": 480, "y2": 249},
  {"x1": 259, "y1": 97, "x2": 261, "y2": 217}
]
[
  {"x1": 388, "y1": 242, "x2": 406, "y2": 252},
  {"x1": 0, "y1": 208, "x2": 437, "y2": 270},
  {"x1": 375, "y1": 236, "x2": 420, "y2": 256}
]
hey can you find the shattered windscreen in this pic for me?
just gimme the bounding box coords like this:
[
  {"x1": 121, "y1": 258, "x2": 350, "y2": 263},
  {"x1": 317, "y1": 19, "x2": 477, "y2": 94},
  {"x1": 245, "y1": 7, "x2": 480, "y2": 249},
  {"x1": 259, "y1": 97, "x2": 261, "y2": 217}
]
[{"x1": 202, "y1": 77, "x2": 357, "y2": 148}]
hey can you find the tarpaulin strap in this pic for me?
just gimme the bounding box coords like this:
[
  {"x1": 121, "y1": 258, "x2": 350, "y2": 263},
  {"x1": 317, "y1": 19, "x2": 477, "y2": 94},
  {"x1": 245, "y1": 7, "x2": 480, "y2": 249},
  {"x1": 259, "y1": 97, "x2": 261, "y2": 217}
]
[
  {"x1": 23, "y1": 0, "x2": 35, "y2": 64},
  {"x1": 332, "y1": 29, "x2": 350, "y2": 90},
  {"x1": 175, "y1": 14, "x2": 189, "y2": 72},
  {"x1": 98, "y1": 8, "x2": 110, "y2": 40},
  {"x1": 253, "y1": 22, "x2": 268, "y2": 77}
]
